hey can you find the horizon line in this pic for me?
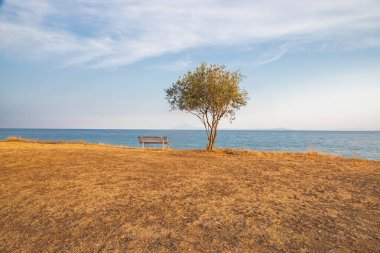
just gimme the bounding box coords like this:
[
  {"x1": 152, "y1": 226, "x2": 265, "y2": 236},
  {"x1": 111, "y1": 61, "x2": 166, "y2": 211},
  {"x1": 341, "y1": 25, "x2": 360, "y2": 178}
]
[{"x1": 0, "y1": 127, "x2": 379, "y2": 132}]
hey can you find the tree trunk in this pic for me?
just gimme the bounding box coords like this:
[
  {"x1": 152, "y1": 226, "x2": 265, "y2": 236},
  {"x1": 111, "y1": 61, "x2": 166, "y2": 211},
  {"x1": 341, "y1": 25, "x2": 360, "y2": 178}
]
[
  {"x1": 207, "y1": 135, "x2": 215, "y2": 150},
  {"x1": 206, "y1": 123, "x2": 219, "y2": 151}
]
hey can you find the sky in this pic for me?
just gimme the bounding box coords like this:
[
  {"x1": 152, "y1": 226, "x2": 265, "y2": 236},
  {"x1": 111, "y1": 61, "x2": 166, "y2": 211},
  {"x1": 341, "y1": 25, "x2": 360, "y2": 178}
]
[{"x1": 0, "y1": 0, "x2": 379, "y2": 130}]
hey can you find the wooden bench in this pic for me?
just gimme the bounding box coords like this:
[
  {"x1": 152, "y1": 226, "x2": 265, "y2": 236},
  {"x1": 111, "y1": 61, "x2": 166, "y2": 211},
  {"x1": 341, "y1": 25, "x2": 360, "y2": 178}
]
[{"x1": 138, "y1": 136, "x2": 170, "y2": 149}]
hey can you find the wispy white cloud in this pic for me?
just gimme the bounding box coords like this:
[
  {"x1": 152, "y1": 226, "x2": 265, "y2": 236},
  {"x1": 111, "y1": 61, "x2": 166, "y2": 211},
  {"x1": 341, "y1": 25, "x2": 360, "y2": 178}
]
[
  {"x1": 258, "y1": 46, "x2": 288, "y2": 65},
  {"x1": 151, "y1": 58, "x2": 193, "y2": 72},
  {"x1": 0, "y1": 0, "x2": 379, "y2": 68}
]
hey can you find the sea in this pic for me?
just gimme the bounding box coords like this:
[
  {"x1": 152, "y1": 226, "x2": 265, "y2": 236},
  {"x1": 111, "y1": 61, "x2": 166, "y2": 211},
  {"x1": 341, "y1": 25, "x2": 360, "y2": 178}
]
[{"x1": 0, "y1": 129, "x2": 379, "y2": 161}]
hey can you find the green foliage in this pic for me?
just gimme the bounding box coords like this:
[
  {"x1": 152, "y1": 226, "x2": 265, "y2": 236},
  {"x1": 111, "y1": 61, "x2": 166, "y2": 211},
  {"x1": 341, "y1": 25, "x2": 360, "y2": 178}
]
[{"x1": 165, "y1": 63, "x2": 249, "y2": 150}]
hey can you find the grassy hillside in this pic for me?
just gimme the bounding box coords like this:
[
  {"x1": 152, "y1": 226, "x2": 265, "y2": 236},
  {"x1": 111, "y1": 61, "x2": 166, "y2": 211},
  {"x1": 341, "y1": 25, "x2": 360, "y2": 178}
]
[{"x1": 0, "y1": 141, "x2": 379, "y2": 252}]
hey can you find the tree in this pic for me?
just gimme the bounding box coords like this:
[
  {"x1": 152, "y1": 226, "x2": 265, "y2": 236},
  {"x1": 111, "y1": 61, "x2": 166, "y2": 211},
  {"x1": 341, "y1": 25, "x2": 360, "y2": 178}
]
[{"x1": 165, "y1": 63, "x2": 249, "y2": 150}]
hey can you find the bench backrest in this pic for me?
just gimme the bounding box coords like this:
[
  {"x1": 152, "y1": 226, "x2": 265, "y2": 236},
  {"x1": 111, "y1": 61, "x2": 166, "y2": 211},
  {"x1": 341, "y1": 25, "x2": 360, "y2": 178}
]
[{"x1": 138, "y1": 136, "x2": 170, "y2": 143}]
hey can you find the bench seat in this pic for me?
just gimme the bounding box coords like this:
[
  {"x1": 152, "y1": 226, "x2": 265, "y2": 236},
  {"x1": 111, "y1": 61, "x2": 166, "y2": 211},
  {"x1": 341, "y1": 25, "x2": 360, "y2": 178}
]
[{"x1": 138, "y1": 136, "x2": 170, "y2": 149}]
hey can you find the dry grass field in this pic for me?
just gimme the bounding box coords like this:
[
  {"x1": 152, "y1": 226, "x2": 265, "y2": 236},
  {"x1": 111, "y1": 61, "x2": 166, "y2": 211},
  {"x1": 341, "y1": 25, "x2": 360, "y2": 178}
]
[{"x1": 0, "y1": 140, "x2": 379, "y2": 252}]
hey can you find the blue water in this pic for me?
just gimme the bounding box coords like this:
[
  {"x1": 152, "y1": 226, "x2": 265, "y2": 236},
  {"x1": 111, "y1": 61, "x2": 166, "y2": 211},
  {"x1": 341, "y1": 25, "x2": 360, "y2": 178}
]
[{"x1": 0, "y1": 129, "x2": 379, "y2": 161}]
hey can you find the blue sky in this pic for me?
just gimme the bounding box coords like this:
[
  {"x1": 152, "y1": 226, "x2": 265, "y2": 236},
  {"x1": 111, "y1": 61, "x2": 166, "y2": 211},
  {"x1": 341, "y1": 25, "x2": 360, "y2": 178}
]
[{"x1": 0, "y1": 0, "x2": 379, "y2": 130}]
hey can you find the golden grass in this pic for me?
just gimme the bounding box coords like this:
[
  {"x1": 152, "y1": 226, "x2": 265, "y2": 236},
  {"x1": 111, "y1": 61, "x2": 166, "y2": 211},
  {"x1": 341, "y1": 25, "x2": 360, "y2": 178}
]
[
  {"x1": 4, "y1": 136, "x2": 89, "y2": 145},
  {"x1": 3, "y1": 136, "x2": 129, "y2": 149},
  {"x1": 0, "y1": 141, "x2": 379, "y2": 252}
]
